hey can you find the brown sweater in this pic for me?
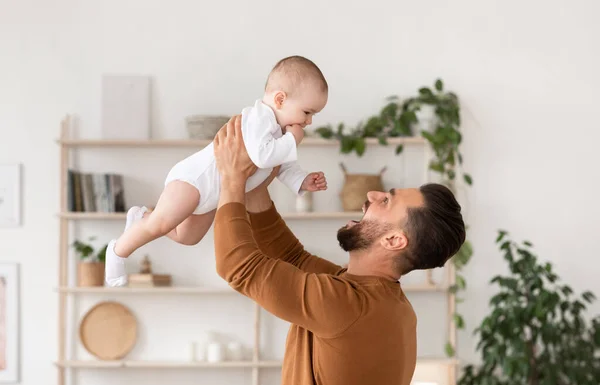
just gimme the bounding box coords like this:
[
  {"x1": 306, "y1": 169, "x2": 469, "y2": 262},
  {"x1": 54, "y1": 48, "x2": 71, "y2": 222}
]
[{"x1": 214, "y1": 202, "x2": 417, "y2": 385}]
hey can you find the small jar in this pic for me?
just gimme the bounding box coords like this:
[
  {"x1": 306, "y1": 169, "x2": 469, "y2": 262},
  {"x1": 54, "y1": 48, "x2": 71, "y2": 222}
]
[
  {"x1": 206, "y1": 341, "x2": 224, "y2": 363},
  {"x1": 296, "y1": 192, "x2": 313, "y2": 212},
  {"x1": 227, "y1": 341, "x2": 244, "y2": 361}
]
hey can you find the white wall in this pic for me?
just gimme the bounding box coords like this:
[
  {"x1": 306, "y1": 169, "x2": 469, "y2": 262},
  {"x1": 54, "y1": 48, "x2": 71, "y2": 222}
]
[{"x1": 1, "y1": 0, "x2": 599, "y2": 384}]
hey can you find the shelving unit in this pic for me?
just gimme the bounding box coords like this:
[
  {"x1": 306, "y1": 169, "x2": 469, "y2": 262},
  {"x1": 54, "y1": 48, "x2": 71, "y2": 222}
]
[{"x1": 56, "y1": 115, "x2": 458, "y2": 385}]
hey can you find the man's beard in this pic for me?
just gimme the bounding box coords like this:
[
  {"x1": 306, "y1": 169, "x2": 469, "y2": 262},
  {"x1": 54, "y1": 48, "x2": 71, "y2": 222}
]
[{"x1": 337, "y1": 219, "x2": 393, "y2": 252}]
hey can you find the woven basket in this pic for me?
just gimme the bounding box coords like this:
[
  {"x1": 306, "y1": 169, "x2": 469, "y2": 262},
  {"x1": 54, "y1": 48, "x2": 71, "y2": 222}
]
[
  {"x1": 186, "y1": 115, "x2": 230, "y2": 139},
  {"x1": 77, "y1": 262, "x2": 105, "y2": 287},
  {"x1": 339, "y1": 163, "x2": 386, "y2": 211}
]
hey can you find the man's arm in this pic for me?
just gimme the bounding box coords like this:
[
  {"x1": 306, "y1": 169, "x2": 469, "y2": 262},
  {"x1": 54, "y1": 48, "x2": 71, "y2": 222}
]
[
  {"x1": 245, "y1": 184, "x2": 344, "y2": 275},
  {"x1": 212, "y1": 117, "x2": 361, "y2": 337},
  {"x1": 214, "y1": 202, "x2": 362, "y2": 338}
]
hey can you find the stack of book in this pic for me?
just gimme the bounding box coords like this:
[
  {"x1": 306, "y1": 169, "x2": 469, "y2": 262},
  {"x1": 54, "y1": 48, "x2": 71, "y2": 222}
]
[
  {"x1": 67, "y1": 170, "x2": 126, "y2": 212},
  {"x1": 127, "y1": 273, "x2": 172, "y2": 288}
]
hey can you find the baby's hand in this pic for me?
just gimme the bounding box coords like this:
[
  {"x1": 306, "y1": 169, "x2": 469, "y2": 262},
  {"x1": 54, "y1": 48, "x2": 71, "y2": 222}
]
[
  {"x1": 301, "y1": 172, "x2": 327, "y2": 192},
  {"x1": 285, "y1": 124, "x2": 305, "y2": 145}
]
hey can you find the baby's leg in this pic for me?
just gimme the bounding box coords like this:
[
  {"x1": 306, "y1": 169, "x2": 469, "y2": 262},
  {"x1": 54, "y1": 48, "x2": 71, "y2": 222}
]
[
  {"x1": 105, "y1": 181, "x2": 200, "y2": 287},
  {"x1": 164, "y1": 209, "x2": 216, "y2": 245}
]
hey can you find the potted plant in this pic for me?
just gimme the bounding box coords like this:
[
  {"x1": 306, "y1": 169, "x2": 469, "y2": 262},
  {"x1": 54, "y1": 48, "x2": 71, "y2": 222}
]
[
  {"x1": 458, "y1": 230, "x2": 600, "y2": 385},
  {"x1": 72, "y1": 237, "x2": 107, "y2": 287}
]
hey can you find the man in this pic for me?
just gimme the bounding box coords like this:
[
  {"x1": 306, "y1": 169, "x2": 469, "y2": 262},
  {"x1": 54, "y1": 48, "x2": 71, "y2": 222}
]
[{"x1": 212, "y1": 116, "x2": 466, "y2": 385}]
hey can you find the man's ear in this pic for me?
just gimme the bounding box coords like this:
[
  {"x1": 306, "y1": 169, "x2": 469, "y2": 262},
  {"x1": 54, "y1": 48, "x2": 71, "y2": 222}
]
[
  {"x1": 380, "y1": 231, "x2": 408, "y2": 252},
  {"x1": 274, "y1": 91, "x2": 286, "y2": 109}
]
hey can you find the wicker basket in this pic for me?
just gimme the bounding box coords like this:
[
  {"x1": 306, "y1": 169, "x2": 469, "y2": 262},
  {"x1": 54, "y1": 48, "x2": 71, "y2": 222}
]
[
  {"x1": 339, "y1": 163, "x2": 387, "y2": 211},
  {"x1": 186, "y1": 115, "x2": 230, "y2": 139}
]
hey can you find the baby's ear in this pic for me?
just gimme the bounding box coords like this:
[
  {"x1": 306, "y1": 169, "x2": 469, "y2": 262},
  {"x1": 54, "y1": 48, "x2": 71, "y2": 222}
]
[{"x1": 274, "y1": 91, "x2": 286, "y2": 109}]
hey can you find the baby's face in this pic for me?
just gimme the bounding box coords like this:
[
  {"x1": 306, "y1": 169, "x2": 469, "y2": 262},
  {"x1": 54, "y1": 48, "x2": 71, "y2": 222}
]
[{"x1": 276, "y1": 88, "x2": 328, "y2": 129}]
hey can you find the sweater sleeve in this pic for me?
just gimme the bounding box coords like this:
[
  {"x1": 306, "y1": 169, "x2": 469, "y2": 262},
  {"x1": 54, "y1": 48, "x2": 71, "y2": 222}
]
[
  {"x1": 214, "y1": 202, "x2": 362, "y2": 338},
  {"x1": 247, "y1": 201, "x2": 344, "y2": 275}
]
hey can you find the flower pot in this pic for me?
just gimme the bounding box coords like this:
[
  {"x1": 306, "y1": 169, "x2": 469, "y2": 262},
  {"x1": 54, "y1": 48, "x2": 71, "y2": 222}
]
[
  {"x1": 339, "y1": 163, "x2": 386, "y2": 211},
  {"x1": 78, "y1": 262, "x2": 105, "y2": 287}
]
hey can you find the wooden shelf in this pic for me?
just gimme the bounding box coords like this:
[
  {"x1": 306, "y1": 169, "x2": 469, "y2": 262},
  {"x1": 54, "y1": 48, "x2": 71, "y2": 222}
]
[
  {"x1": 56, "y1": 136, "x2": 425, "y2": 148},
  {"x1": 55, "y1": 360, "x2": 282, "y2": 369},
  {"x1": 56, "y1": 286, "x2": 236, "y2": 294},
  {"x1": 56, "y1": 284, "x2": 446, "y2": 294},
  {"x1": 55, "y1": 358, "x2": 455, "y2": 369},
  {"x1": 58, "y1": 211, "x2": 363, "y2": 220}
]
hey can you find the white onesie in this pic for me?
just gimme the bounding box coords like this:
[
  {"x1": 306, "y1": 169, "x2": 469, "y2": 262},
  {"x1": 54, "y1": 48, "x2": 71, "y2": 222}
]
[{"x1": 164, "y1": 99, "x2": 308, "y2": 214}]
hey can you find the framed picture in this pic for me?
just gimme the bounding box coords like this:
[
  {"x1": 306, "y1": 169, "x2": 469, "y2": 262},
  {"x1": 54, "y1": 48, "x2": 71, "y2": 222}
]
[
  {"x1": 0, "y1": 165, "x2": 21, "y2": 227},
  {"x1": 0, "y1": 263, "x2": 19, "y2": 382}
]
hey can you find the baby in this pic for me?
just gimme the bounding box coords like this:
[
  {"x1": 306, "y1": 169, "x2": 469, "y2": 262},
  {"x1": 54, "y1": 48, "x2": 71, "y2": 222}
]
[{"x1": 105, "y1": 55, "x2": 329, "y2": 286}]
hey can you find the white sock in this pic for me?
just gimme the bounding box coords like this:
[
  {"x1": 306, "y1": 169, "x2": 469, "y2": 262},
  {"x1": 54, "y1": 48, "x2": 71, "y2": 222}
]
[
  {"x1": 125, "y1": 206, "x2": 148, "y2": 231},
  {"x1": 105, "y1": 239, "x2": 128, "y2": 287}
]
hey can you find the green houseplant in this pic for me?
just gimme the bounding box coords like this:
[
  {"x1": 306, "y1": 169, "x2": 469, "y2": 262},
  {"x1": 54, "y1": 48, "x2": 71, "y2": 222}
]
[
  {"x1": 72, "y1": 237, "x2": 108, "y2": 287},
  {"x1": 458, "y1": 230, "x2": 600, "y2": 385},
  {"x1": 314, "y1": 79, "x2": 473, "y2": 356}
]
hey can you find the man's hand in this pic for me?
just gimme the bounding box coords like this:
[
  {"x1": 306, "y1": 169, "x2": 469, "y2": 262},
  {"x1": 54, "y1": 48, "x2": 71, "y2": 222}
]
[
  {"x1": 300, "y1": 171, "x2": 327, "y2": 192},
  {"x1": 285, "y1": 124, "x2": 305, "y2": 145},
  {"x1": 214, "y1": 115, "x2": 257, "y2": 181},
  {"x1": 214, "y1": 115, "x2": 257, "y2": 207}
]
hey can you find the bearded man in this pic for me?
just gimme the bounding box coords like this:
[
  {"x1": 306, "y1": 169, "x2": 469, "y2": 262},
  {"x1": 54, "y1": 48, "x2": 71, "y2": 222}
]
[{"x1": 211, "y1": 116, "x2": 466, "y2": 385}]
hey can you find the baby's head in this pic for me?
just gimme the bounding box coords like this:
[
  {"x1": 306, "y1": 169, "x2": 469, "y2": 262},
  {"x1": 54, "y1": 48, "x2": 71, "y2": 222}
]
[{"x1": 263, "y1": 55, "x2": 328, "y2": 129}]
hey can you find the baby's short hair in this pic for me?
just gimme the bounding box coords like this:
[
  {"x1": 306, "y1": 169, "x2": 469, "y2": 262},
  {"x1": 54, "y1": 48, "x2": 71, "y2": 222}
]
[{"x1": 265, "y1": 55, "x2": 328, "y2": 96}]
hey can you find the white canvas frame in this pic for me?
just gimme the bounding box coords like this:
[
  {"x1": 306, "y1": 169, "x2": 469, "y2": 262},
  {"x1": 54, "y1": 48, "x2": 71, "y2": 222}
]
[
  {"x1": 0, "y1": 165, "x2": 21, "y2": 227},
  {"x1": 0, "y1": 263, "x2": 19, "y2": 383}
]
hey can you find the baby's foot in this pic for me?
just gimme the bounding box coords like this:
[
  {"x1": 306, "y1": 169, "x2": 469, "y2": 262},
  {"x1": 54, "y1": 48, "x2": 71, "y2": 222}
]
[
  {"x1": 104, "y1": 239, "x2": 128, "y2": 287},
  {"x1": 125, "y1": 206, "x2": 148, "y2": 231}
]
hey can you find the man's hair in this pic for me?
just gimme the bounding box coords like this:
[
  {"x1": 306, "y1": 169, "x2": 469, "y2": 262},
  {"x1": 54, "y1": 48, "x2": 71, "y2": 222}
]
[
  {"x1": 403, "y1": 183, "x2": 466, "y2": 271},
  {"x1": 265, "y1": 55, "x2": 328, "y2": 95}
]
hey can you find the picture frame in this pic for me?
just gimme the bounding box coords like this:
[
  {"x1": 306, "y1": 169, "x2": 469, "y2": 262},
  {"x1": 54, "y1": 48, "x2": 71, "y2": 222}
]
[
  {"x1": 0, "y1": 164, "x2": 21, "y2": 227},
  {"x1": 0, "y1": 263, "x2": 19, "y2": 383}
]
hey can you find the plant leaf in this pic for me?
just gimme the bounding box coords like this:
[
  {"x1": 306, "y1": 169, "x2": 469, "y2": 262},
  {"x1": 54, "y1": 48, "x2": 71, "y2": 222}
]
[
  {"x1": 445, "y1": 342, "x2": 455, "y2": 357},
  {"x1": 464, "y1": 173, "x2": 473, "y2": 185},
  {"x1": 435, "y1": 79, "x2": 444, "y2": 91},
  {"x1": 395, "y1": 144, "x2": 403, "y2": 155},
  {"x1": 354, "y1": 138, "x2": 366, "y2": 156}
]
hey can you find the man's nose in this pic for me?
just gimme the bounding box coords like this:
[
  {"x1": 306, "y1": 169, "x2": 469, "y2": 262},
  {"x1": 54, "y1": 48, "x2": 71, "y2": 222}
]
[{"x1": 366, "y1": 191, "x2": 384, "y2": 202}]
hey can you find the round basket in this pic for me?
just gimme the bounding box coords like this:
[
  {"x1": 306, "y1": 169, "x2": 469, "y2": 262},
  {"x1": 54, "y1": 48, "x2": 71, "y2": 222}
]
[
  {"x1": 186, "y1": 115, "x2": 230, "y2": 139},
  {"x1": 79, "y1": 301, "x2": 137, "y2": 360},
  {"x1": 339, "y1": 163, "x2": 386, "y2": 211}
]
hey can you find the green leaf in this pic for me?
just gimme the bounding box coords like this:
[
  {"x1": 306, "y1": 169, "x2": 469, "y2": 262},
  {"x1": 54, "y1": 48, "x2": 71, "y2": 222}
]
[
  {"x1": 336, "y1": 123, "x2": 345, "y2": 136},
  {"x1": 340, "y1": 136, "x2": 354, "y2": 154},
  {"x1": 435, "y1": 79, "x2": 444, "y2": 91},
  {"x1": 582, "y1": 291, "x2": 596, "y2": 303},
  {"x1": 430, "y1": 162, "x2": 445, "y2": 173},
  {"x1": 315, "y1": 126, "x2": 334, "y2": 139},
  {"x1": 378, "y1": 136, "x2": 388, "y2": 145},
  {"x1": 449, "y1": 284, "x2": 459, "y2": 294},
  {"x1": 445, "y1": 342, "x2": 455, "y2": 357},
  {"x1": 448, "y1": 169, "x2": 456, "y2": 180},
  {"x1": 419, "y1": 87, "x2": 434, "y2": 98},
  {"x1": 454, "y1": 314, "x2": 465, "y2": 329},
  {"x1": 395, "y1": 144, "x2": 403, "y2": 155},
  {"x1": 464, "y1": 173, "x2": 473, "y2": 185},
  {"x1": 456, "y1": 275, "x2": 467, "y2": 289},
  {"x1": 523, "y1": 240, "x2": 533, "y2": 247},
  {"x1": 354, "y1": 138, "x2": 366, "y2": 156},
  {"x1": 496, "y1": 230, "x2": 508, "y2": 243}
]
